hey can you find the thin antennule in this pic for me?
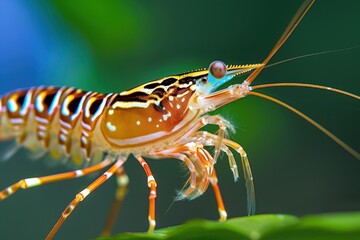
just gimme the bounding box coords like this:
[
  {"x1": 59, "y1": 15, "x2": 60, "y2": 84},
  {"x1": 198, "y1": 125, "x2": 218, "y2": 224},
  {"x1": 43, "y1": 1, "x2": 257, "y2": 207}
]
[
  {"x1": 264, "y1": 45, "x2": 360, "y2": 68},
  {"x1": 238, "y1": 46, "x2": 360, "y2": 80},
  {"x1": 265, "y1": 46, "x2": 360, "y2": 69},
  {"x1": 247, "y1": 91, "x2": 360, "y2": 160},
  {"x1": 246, "y1": 0, "x2": 315, "y2": 84},
  {"x1": 251, "y1": 83, "x2": 360, "y2": 100}
]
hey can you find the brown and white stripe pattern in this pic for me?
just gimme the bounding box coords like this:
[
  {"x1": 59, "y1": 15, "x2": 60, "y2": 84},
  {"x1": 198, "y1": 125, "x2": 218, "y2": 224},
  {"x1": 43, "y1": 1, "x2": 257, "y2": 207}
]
[
  {"x1": 0, "y1": 86, "x2": 116, "y2": 164},
  {"x1": 0, "y1": 73, "x2": 204, "y2": 164}
]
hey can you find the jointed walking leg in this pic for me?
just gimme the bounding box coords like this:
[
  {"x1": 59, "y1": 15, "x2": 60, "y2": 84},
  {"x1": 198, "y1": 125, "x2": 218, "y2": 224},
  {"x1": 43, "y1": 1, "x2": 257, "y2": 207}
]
[
  {"x1": 45, "y1": 159, "x2": 125, "y2": 240},
  {"x1": 101, "y1": 167, "x2": 129, "y2": 236},
  {"x1": 210, "y1": 170, "x2": 227, "y2": 221},
  {"x1": 136, "y1": 156, "x2": 157, "y2": 232},
  {"x1": 0, "y1": 157, "x2": 113, "y2": 201}
]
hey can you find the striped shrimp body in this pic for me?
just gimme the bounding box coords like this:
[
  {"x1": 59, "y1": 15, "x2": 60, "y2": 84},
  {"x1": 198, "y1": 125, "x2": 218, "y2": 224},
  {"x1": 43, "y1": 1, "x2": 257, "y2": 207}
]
[
  {"x1": 0, "y1": 70, "x2": 253, "y2": 163},
  {"x1": 1, "y1": 0, "x2": 359, "y2": 239},
  {"x1": 0, "y1": 87, "x2": 111, "y2": 165},
  {"x1": 0, "y1": 63, "x2": 257, "y2": 235}
]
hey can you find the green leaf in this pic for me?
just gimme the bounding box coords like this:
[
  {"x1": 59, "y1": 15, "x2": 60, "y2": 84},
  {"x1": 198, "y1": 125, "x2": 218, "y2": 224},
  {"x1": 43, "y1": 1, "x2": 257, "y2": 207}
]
[{"x1": 97, "y1": 212, "x2": 360, "y2": 240}]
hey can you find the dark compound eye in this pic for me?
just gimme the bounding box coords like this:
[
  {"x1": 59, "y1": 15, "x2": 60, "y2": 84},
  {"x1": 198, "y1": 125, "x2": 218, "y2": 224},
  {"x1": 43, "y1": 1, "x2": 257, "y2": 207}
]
[{"x1": 209, "y1": 61, "x2": 227, "y2": 79}]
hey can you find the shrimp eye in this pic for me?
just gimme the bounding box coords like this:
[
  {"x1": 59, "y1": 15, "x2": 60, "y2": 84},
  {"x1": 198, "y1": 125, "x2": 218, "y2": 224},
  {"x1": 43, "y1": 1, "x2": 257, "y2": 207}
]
[{"x1": 209, "y1": 61, "x2": 227, "y2": 79}]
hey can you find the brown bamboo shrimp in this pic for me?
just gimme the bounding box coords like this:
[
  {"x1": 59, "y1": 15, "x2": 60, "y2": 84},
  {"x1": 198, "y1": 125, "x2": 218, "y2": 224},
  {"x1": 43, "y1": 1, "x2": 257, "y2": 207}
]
[{"x1": 0, "y1": 0, "x2": 359, "y2": 239}]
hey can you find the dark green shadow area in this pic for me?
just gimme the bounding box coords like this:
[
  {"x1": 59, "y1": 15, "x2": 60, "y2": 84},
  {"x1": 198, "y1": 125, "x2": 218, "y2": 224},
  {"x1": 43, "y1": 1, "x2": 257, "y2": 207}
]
[{"x1": 97, "y1": 212, "x2": 360, "y2": 240}]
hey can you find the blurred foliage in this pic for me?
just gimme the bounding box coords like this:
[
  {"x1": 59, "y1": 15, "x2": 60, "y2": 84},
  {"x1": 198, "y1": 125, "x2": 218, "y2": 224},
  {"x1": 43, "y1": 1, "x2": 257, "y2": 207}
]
[
  {"x1": 98, "y1": 212, "x2": 360, "y2": 240},
  {"x1": 50, "y1": 0, "x2": 148, "y2": 57}
]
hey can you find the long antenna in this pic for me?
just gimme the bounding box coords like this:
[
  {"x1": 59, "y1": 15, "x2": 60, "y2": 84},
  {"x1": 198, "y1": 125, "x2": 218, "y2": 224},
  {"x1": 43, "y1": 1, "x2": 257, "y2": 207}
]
[
  {"x1": 251, "y1": 83, "x2": 360, "y2": 100},
  {"x1": 247, "y1": 91, "x2": 360, "y2": 160},
  {"x1": 246, "y1": 0, "x2": 316, "y2": 84}
]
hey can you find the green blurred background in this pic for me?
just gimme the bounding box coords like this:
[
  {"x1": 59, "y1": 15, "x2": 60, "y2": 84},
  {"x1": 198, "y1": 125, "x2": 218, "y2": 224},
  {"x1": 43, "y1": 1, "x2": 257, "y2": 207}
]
[{"x1": 0, "y1": 0, "x2": 359, "y2": 239}]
